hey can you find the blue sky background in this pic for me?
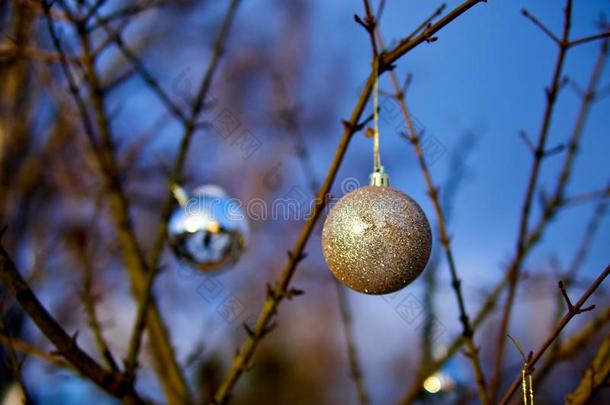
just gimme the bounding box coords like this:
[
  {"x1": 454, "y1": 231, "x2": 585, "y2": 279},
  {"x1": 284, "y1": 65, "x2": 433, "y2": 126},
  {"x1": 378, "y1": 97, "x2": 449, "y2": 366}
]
[{"x1": 12, "y1": 0, "x2": 610, "y2": 403}]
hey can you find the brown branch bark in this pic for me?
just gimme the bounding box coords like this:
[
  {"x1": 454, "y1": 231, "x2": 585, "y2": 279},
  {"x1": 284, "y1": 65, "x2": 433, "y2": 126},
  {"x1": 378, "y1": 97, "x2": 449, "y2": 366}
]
[
  {"x1": 273, "y1": 73, "x2": 369, "y2": 405},
  {"x1": 78, "y1": 21, "x2": 192, "y2": 405},
  {"x1": 0, "y1": 332, "x2": 70, "y2": 370},
  {"x1": 395, "y1": 83, "x2": 489, "y2": 405},
  {"x1": 381, "y1": 0, "x2": 486, "y2": 66},
  {"x1": 497, "y1": 264, "x2": 610, "y2": 405},
  {"x1": 400, "y1": 20, "x2": 609, "y2": 403},
  {"x1": 0, "y1": 43, "x2": 79, "y2": 63},
  {"x1": 521, "y1": 9, "x2": 561, "y2": 45},
  {"x1": 0, "y1": 314, "x2": 32, "y2": 403},
  {"x1": 491, "y1": 24, "x2": 610, "y2": 403},
  {"x1": 87, "y1": 10, "x2": 189, "y2": 125},
  {"x1": 81, "y1": 251, "x2": 119, "y2": 371},
  {"x1": 85, "y1": 0, "x2": 169, "y2": 32},
  {"x1": 564, "y1": 335, "x2": 610, "y2": 404},
  {"x1": 42, "y1": 2, "x2": 190, "y2": 401},
  {"x1": 489, "y1": 1, "x2": 574, "y2": 399},
  {"x1": 400, "y1": 278, "x2": 507, "y2": 404},
  {"x1": 403, "y1": 3, "x2": 447, "y2": 44},
  {"x1": 536, "y1": 305, "x2": 610, "y2": 385},
  {"x1": 525, "y1": 37, "x2": 609, "y2": 249},
  {"x1": 373, "y1": 20, "x2": 490, "y2": 405},
  {"x1": 337, "y1": 285, "x2": 370, "y2": 405},
  {"x1": 0, "y1": 243, "x2": 144, "y2": 404},
  {"x1": 124, "y1": 0, "x2": 242, "y2": 387},
  {"x1": 569, "y1": 31, "x2": 610, "y2": 47}
]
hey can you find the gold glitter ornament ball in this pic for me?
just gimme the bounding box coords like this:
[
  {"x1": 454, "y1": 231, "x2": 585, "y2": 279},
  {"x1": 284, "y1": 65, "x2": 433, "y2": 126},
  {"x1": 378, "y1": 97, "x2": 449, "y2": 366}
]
[{"x1": 322, "y1": 185, "x2": 432, "y2": 294}]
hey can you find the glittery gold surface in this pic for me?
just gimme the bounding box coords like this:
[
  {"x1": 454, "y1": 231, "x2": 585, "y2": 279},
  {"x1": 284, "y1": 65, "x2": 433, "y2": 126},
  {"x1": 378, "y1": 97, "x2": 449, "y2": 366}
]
[{"x1": 322, "y1": 185, "x2": 432, "y2": 294}]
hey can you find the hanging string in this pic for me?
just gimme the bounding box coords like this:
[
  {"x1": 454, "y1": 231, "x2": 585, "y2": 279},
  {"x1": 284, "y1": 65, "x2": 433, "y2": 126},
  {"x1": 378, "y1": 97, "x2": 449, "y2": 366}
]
[
  {"x1": 521, "y1": 366, "x2": 527, "y2": 405},
  {"x1": 521, "y1": 362, "x2": 534, "y2": 405},
  {"x1": 528, "y1": 370, "x2": 534, "y2": 405},
  {"x1": 373, "y1": 56, "x2": 381, "y2": 172}
]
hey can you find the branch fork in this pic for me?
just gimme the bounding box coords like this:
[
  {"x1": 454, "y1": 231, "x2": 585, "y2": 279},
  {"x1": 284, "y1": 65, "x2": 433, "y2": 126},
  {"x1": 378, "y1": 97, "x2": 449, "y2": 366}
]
[{"x1": 559, "y1": 280, "x2": 595, "y2": 314}]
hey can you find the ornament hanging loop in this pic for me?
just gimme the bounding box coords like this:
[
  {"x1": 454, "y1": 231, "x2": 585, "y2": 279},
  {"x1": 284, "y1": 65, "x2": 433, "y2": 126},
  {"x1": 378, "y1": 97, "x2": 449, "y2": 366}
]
[
  {"x1": 373, "y1": 55, "x2": 381, "y2": 172},
  {"x1": 170, "y1": 182, "x2": 189, "y2": 206},
  {"x1": 370, "y1": 55, "x2": 389, "y2": 186}
]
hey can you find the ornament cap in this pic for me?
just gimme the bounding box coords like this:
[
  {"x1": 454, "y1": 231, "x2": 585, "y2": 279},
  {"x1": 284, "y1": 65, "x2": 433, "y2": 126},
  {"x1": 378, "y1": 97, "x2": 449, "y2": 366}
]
[
  {"x1": 170, "y1": 183, "x2": 189, "y2": 206},
  {"x1": 369, "y1": 166, "x2": 390, "y2": 186}
]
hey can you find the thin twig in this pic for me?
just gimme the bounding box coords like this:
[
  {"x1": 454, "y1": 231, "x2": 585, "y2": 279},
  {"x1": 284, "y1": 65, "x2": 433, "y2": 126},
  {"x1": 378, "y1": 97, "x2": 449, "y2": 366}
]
[
  {"x1": 562, "y1": 187, "x2": 610, "y2": 207},
  {"x1": 536, "y1": 305, "x2": 610, "y2": 385},
  {"x1": 522, "y1": 7, "x2": 610, "y2": 49},
  {"x1": 81, "y1": 252, "x2": 119, "y2": 371},
  {"x1": 86, "y1": 0, "x2": 168, "y2": 32},
  {"x1": 0, "y1": 315, "x2": 32, "y2": 403},
  {"x1": 568, "y1": 31, "x2": 610, "y2": 47},
  {"x1": 382, "y1": 0, "x2": 485, "y2": 66},
  {"x1": 498, "y1": 264, "x2": 610, "y2": 405},
  {"x1": 374, "y1": 0, "x2": 387, "y2": 22},
  {"x1": 566, "y1": 201, "x2": 609, "y2": 279},
  {"x1": 565, "y1": 335, "x2": 610, "y2": 404},
  {"x1": 525, "y1": 37, "x2": 609, "y2": 248},
  {"x1": 123, "y1": 267, "x2": 156, "y2": 383},
  {"x1": 373, "y1": 9, "x2": 490, "y2": 402},
  {"x1": 77, "y1": 14, "x2": 192, "y2": 405},
  {"x1": 213, "y1": 1, "x2": 490, "y2": 403},
  {"x1": 0, "y1": 332, "x2": 71, "y2": 369},
  {"x1": 396, "y1": 64, "x2": 492, "y2": 405},
  {"x1": 0, "y1": 243, "x2": 143, "y2": 403},
  {"x1": 356, "y1": 0, "x2": 378, "y2": 56},
  {"x1": 273, "y1": 72, "x2": 369, "y2": 405},
  {"x1": 547, "y1": 196, "x2": 609, "y2": 373},
  {"x1": 0, "y1": 43, "x2": 79, "y2": 63},
  {"x1": 337, "y1": 285, "x2": 370, "y2": 405},
  {"x1": 87, "y1": 9, "x2": 189, "y2": 125},
  {"x1": 403, "y1": 3, "x2": 447, "y2": 44},
  {"x1": 400, "y1": 278, "x2": 507, "y2": 404},
  {"x1": 124, "y1": 0, "x2": 243, "y2": 388},
  {"x1": 422, "y1": 133, "x2": 476, "y2": 367},
  {"x1": 399, "y1": 35, "x2": 608, "y2": 396},
  {"x1": 490, "y1": 1, "x2": 575, "y2": 399},
  {"x1": 76, "y1": 195, "x2": 119, "y2": 372},
  {"x1": 44, "y1": 1, "x2": 190, "y2": 401},
  {"x1": 522, "y1": 9, "x2": 561, "y2": 45}
]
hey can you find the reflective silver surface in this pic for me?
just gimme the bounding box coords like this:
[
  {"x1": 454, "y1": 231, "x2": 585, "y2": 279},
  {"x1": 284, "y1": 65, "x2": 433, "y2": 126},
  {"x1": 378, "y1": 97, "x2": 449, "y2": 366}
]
[{"x1": 168, "y1": 185, "x2": 249, "y2": 272}]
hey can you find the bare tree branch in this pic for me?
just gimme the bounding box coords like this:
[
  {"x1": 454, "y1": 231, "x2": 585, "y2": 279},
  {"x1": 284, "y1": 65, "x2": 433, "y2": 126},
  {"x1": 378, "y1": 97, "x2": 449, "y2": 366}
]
[
  {"x1": 536, "y1": 305, "x2": 610, "y2": 385},
  {"x1": 490, "y1": 1, "x2": 575, "y2": 398},
  {"x1": 565, "y1": 334, "x2": 610, "y2": 404},
  {"x1": 522, "y1": 9, "x2": 561, "y2": 45},
  {"x1": 272, "y1": 72, "x2": 369, "y2": 404},
  {"x1": 373, "y1": 9, "x2": 490, "y2": 402},
  {"x1": 42, "y1": 1, "x2": 190, "y2": 400},
  {"x1": 0, "y1": 242, "x2": 144, "y2": 404},
  {"x1": 213, "y1": 1, "x2": 491, "y2": 403},
  {"x1": 498, "y1": 264, "x2": 610, "y2": 405},
  {"x1": 0, "y1": 314, "x2": 32, "y2": 403},
  {"x1": 569, "y1": 31, "x2": 610, "y2": 47},
  {"x1": 0, "y1": 332, "x2": 71, "y2": 370},
  {"x1": 124, "y1": 0, "x2": 243, "y2": 389}
]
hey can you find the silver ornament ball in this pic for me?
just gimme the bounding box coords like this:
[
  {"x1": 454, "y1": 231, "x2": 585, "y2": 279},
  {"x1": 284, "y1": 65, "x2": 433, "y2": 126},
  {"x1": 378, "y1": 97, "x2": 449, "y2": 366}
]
[
  {"x1": 168, "y1": 184, "x2": 249, "y2": 272},
  {"x1": 322, "y1": 185, "x2": 432, "y2": 294}
]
